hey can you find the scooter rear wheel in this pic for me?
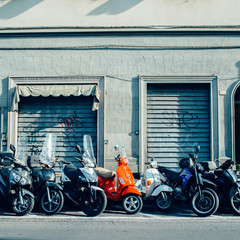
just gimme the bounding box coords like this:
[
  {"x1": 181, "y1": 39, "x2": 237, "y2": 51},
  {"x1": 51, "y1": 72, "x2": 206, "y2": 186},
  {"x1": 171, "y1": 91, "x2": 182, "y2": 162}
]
[{"x1": 122, "y1": 194, "x2": 143, "y2": 214}]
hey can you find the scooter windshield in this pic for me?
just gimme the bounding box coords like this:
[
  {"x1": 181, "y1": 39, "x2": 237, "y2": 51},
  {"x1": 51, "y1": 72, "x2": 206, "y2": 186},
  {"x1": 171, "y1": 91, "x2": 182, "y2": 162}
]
[
  {"x1": 40, "y1": 133, "x2": 57, "y2": 167},
  {"x1": 16, "y1": 136, "x2": 28, "y2": 166},
  {"x1": 120, "y1": 140, "x2": 128, "y2": 164},
  {"x1": 82, "y1": 135, "x2": 96, "y2": 168}
]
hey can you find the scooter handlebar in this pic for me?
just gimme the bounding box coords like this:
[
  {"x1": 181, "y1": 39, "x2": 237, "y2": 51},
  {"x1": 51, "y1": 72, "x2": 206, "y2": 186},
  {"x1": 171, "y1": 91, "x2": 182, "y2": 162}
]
[{"x1": 115, "y1": 154, "x2": 121, "y2": 161}]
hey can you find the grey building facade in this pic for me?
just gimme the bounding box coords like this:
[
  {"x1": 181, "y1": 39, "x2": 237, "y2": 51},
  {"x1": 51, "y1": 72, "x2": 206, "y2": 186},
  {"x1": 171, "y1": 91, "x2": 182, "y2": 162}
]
[
  {"x1": 1, "y1": 1, "x2": 240, "y2": 172},
  {"x1": 0, "y1": 29, "x2": 240, "y2": 173}
]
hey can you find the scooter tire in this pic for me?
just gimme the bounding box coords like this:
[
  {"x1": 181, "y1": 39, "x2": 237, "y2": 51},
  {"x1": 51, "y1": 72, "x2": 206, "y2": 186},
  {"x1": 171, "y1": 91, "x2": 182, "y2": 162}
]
[
  {"x1": 191, "y1": 187, "x2": 219, "y2": 217},
  {"x1": 229, "y1": 185, "x2": 240, "y2": 215},
  {"x1": 40, "y1": 189, "x2": 64, "y2": 215},
  {"x1": 80, "y1": 190, "x2": 107, "y2": 217},
  {"x1": 12, "y1": 194, "x2": 35, "y2": 216},
  {"x1": 122, "y1": 194, "x2": 143, "y2": 214},
  {"x1": 154, "y1": 191, "x2": 173, "y2": 212}
]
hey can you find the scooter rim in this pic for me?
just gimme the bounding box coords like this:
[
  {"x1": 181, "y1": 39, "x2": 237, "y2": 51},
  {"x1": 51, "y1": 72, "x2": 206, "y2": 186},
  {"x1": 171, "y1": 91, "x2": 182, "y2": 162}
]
[{"x1": 122, "y1": 194, "x2": 143, "y2": 214}]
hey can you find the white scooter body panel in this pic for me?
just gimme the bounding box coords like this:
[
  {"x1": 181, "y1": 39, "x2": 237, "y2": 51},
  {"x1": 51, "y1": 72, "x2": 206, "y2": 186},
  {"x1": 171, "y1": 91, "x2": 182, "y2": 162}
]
[
  {"x1": 144, "y1": 168, "x2": 166, "y2": 198},
  {"x1": 151, "y1": 185, "x2": 173, "y2": 197}
]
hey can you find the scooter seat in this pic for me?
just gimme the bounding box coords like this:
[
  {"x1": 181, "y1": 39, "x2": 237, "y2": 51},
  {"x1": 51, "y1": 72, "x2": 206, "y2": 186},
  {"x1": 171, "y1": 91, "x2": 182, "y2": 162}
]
[
  {"x1": 202, "y1": 172, "x2": 216, "y2": 181},
  {"x1": 94, "y1": 167, "x2": 116, "y2": 178},
  {"x1": 162, "y1": 168, "x2": 182, "y2": 181}
]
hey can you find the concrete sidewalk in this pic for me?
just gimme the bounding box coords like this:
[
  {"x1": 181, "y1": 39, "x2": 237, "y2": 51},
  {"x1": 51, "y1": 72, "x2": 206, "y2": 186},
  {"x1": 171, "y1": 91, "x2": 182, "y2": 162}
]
[{"x1": 0, "y1": 202, "x2": 239, "y2": 219}]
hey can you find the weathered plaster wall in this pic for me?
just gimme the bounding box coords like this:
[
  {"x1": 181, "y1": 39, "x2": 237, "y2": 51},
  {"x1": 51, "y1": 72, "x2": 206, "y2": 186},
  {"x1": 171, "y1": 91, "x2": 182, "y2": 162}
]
[
  {"x1": 0, "y1": 0, "x2": 240, "y2": 27},
  {"x1": 0, "y1": 34, "x2": 240, "y2": 170}
]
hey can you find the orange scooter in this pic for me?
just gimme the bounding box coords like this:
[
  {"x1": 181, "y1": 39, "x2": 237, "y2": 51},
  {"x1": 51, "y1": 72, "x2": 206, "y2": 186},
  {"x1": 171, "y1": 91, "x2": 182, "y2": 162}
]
[{"x1": 95, "y1": 145, "x2": 143, "y2": 214}]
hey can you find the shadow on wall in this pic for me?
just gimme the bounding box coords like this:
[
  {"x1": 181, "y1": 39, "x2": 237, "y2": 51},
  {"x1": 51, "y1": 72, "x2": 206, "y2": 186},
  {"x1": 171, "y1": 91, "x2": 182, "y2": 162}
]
[
  {"x1": 88, "y1": 0, "x2": 143, "y2": 15},
  {"x1": 0, "y1": 0, "x2": 43, "y2": 19}
]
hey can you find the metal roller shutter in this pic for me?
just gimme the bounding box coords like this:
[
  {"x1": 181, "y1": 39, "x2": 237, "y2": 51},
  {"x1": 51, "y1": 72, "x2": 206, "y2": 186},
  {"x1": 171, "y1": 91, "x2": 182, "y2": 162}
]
[
  {"x1": 147, "y1": 83, "x2": 210, "y2": 168},
  {"x1": 18, "y1": 95, "x2": 97, "y2": 170}
]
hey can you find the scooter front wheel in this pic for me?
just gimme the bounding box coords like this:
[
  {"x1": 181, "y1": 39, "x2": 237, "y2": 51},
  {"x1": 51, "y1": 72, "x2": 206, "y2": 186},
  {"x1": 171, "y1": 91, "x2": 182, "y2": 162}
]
[
  {"x1": 41, "y1": 189, "x2": 64, "y2": 215},
  {"x1": 12, "y1": 194, "x2": 35, "y2": 216},
  {"x1": 80, "y1": 190, "x2": 107, "y2": 217},
  {"x1": 191, "y1": 187, "x2": 219, "y2": 217},
  {"x1": 122, "y1": 194, "x2": 143, "y2": 214},
  {"x1": 229, "y1": 185, "x2": 240, "y2": 215},
  {"x1": 154, "y1": 191, "x2": 173, "y2": 212}
]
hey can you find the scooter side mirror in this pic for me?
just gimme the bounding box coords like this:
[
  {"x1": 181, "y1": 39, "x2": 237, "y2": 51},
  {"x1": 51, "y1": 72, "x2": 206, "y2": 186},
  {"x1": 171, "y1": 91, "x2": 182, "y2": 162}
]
[
  {"x1": 10, "y1": 144, "x2": 16, "y2": 157},
  {"x1": 114, "y1": 145, "x2": 119, "y2": 152},
  {"x1": 196, "y1": 146, "x2": 200, "y2": 153},
  {"x1": 76, "y1": 145, "x2": 82, "y2": 155}
]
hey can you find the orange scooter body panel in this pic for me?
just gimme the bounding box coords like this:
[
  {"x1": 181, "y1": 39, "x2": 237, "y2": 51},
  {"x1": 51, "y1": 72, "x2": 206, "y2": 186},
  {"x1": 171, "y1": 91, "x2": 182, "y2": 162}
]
[
  {"x1": 97, "y1": 157, "x2": 141, "y2": 201},
  {"x1": 121, "y1": 185, "x2": 142, "y2": 197}
]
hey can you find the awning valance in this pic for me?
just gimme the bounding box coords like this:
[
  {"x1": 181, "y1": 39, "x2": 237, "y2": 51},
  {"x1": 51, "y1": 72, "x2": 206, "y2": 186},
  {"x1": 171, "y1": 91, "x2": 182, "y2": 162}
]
[{"x1": 12, "y1": 84, "x2": 100, "y2": 111}]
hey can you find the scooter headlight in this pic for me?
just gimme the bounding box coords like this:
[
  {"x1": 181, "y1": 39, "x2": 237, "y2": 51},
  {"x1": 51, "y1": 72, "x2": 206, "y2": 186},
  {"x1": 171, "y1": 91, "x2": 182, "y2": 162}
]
[
  {"x1": 11, "y1": 171, "x2": 29, "y2": 185},
  {"x1": 12, "y1": 172, "x2": 21, "y2": 183},
  {"x1": 19, "y1": 177, "x2": 28, "y2": 185},
  {"x1": 119, "y1": 177, "x2": 125, "y2": 185}
]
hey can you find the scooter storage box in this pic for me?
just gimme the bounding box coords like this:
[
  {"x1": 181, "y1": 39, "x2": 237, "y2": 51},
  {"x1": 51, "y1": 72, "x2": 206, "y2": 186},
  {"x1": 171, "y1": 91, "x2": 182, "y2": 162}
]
[{"x1": 0, "y1": 152, "x2": 13, "y2": 166}]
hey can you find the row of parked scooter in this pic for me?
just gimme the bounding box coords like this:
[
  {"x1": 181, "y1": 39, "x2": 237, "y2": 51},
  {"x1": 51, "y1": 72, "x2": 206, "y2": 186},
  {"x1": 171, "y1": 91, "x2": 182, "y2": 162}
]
[{"x1": 0, "y1": 133, "x2": 240, "y2": 217}]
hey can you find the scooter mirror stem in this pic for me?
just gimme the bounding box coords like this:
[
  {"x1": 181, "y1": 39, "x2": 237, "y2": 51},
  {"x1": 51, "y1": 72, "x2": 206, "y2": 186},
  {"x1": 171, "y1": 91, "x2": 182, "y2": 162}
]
[{"x1": 10, "y1": 144, "x2": 16, "y2": 157}]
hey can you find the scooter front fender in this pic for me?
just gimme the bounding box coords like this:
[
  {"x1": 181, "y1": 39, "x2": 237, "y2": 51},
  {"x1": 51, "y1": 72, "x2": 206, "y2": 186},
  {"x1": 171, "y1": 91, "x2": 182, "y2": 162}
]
[
  {"x1": 151, "y1": 185, "x2": 173, "y2": 197},
  {"x1": 90, "y1": 185, "x2": 104, "y2": 192},
  {"x1": 201, "y1": 178, "x2": 218, "y2": 189},
  {"x1": 45, "y1": 182, "x2": 63, "y2": 190},
  {"x1": 121, "y1": 186, "x2": 142, "y2": 196},
  {"x1": 21, "y1": 188, "x2": 34, "y2": 198}
]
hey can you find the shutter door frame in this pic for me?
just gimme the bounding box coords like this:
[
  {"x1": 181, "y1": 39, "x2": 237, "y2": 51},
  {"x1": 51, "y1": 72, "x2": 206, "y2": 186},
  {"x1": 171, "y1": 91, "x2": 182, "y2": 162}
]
[
  {"x1": 139, "y1": 75, "x2": 218, "y2": 172},
  {"x1": 8, "y1": 76, "x2": 105, "y2": 167}
]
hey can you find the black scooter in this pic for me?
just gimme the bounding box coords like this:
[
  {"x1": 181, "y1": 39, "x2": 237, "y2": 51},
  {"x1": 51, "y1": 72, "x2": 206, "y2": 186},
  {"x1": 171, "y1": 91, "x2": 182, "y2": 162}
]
[
  {"x1": 202, "y1": 159, "x2": 240, "y2": 214},
  {"x1": 30, "y1": 157, "x2": 64, "y2": 215},
  {"x1": 30, "y1": 133, "x2": 64, "y2": 215},
  {"x1": 60, "y1": 135, "x2": 107, "y2": 217},
  {"x1": 0, "y1": 144, "x2": 35, "y2": 216}
]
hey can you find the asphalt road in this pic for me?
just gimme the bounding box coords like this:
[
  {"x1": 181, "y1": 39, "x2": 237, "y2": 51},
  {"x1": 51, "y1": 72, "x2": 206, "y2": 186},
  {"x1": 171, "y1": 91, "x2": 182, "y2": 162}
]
[{"x1": 1, "y1": 203, "x2": 240, "y2": 240}]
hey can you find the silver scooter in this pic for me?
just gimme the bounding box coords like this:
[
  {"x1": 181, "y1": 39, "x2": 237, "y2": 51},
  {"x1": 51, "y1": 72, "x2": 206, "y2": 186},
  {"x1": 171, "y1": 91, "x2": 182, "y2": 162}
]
[{"x1": 135, "y1": 160, "x2": 173, "y2": 212}]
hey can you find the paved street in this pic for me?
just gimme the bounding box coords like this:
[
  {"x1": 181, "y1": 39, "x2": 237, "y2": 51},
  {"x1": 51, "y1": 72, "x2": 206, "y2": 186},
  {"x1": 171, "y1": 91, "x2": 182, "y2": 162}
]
[{"x1": 1, "y1": 203, "x2": 240, "y2": 240}]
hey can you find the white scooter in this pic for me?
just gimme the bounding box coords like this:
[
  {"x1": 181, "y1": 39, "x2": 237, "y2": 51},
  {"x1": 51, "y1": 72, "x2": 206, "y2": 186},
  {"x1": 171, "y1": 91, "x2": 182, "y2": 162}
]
[{"x1": 135, "y1": 160, "x2": 173, "y2": 212}]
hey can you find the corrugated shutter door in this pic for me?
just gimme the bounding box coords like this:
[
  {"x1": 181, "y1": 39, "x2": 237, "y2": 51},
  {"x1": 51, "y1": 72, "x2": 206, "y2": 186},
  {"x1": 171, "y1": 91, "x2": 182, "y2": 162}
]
[
  {"x1": 147, "y1": 83, "x2": 210, "y2": 168},
  {"x1": 18, "y1": 95, "x2": 97, "y2": 169}
]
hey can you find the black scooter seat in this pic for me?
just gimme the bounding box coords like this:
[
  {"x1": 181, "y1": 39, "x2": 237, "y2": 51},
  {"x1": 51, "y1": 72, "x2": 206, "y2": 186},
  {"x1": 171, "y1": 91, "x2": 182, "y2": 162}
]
[
  {"x1": 162, "y1": 168, "x2": 182, "y2": 181},
  {"x1": 202, "y1": 172, "x2": 216, "y2": 181}
]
